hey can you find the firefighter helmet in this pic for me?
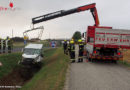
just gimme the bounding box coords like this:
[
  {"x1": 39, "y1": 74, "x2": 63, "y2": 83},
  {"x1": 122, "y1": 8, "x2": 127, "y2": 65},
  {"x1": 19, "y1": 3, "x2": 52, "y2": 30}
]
[
  {"x1": 78, "y1": 39, "x2": 82, "y2": 43},
  {"x1": 8, "y1": 38, "x2": 10, "y2": 40},
  {"x1": 7, "y1": 36, "x2": 9, "y2": 40},
  {"x1": 70, "y1": 40, "x2": 74, "y2": 44}
]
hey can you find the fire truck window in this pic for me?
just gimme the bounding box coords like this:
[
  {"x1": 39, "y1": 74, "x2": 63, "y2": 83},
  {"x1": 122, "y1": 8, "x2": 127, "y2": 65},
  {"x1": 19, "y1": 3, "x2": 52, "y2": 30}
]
[{"x1": 87, "y1": 37, "x2": 90, "y2": 42}]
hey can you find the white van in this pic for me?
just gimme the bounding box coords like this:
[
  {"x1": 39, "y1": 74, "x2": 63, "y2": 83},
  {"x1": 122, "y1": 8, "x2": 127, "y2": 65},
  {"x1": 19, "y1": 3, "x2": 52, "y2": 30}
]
[{"x1": 19, "y1": 44, "x2": 43, "y2": 67}]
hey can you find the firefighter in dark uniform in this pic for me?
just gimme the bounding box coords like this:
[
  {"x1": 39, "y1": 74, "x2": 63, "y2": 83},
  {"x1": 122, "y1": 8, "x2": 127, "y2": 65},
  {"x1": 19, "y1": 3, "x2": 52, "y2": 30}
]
[
  {"x1": 78, "y1": 39, "x2": 84, "y2": 62},
  {"x1": 63, "y1": 40, "x2": 68, "y2": 55},
  {"x1": 3, "y1": 39, "x2": 6, "y2": 53},
  {"x1": 67, "y1": 41, "x2": 71, "y2": 56},
  {"x1": 7, "y1": 37, "x2": 13, "y2": 53},
  {"x1": 0, "y1": 38, "x2": 1, "y2": 54},
  {"x1": 68, "y1": 40, "x2": 75, "y2": 63}
]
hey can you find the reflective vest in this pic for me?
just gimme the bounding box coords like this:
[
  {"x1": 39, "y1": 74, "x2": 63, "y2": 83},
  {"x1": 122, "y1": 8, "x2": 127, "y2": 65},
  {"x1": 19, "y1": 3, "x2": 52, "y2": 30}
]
[
  {"x1": 3, "y1": 40, "x2": 6, "y2": 46},
  {"x1": 79, "y1": 43, "x2": 84, "y2": 51},
  {"x1": 8, "y1": 39, "x2": 13, "y2": 46},
  {"x1": 0, "y1": 40, "x2": 1, "y2": 46},
  {"x1": 70, "y1": 44, "x2": 75, "y2": 51}
]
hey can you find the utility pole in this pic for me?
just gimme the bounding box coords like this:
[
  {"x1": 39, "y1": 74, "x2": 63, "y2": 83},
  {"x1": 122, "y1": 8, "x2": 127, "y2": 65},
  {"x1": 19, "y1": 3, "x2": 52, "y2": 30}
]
[
  {"x1": 49, "y1": 32, "x2": 51, "y2": 41},
  {"x1": 12, "y1": 29, "x2": 13, "y2": 38}
]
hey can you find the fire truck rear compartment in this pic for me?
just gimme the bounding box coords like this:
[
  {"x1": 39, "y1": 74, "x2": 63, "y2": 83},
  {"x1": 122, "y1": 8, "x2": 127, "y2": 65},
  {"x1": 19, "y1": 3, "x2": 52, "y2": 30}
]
[{"x1": 98, "y1": 48, "x2": 117, "y2": 56}]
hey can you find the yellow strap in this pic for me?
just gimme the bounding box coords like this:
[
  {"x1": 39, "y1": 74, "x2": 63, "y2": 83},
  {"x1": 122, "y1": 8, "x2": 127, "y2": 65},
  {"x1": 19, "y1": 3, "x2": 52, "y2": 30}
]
[{"x1": 79, "y1": 56, "x2": 83, "y2": 58}]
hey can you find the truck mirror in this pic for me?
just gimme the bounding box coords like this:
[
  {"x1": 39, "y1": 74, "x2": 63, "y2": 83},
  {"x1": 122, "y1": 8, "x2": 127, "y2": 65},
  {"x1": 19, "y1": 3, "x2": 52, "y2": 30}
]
[
  {"x1": 82, "y1": 32, "x2": 86, "y2": 38},
  {"x1": 82, "y1": 33, "x2": 84, "y2": 37}
]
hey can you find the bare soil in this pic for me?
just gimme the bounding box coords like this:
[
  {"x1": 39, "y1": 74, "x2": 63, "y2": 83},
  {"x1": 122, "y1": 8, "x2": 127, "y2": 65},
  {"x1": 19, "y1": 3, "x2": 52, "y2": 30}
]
[{"x1": 0, "y1": 66, "x2": 40, "y2": 90}]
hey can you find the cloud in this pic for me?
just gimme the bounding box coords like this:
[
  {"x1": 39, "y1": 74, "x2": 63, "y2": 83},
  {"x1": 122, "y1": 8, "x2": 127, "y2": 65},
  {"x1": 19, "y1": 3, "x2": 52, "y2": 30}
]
[{"x1": 0, "y1": 0, "x2": 130, "y2": 39}]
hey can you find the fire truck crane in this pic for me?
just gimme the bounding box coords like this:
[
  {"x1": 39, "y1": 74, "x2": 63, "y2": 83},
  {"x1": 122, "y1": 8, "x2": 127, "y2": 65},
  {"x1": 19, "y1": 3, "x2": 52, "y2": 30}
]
[{"x1": 32, "y1": 3, "x2": 99, "y2": 26}]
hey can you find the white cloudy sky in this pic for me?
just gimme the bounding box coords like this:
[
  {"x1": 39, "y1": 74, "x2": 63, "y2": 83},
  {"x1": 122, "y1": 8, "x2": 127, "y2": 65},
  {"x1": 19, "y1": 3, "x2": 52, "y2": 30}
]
[{"x1": 0, "y1": 0, "x2": 130, "y2": 39}]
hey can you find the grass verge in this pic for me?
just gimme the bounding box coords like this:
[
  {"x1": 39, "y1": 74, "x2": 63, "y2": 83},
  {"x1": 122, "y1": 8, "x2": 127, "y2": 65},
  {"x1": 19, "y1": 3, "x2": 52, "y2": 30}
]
[
  {"x1": 13, "y1": 42, "x2": 25, "y2": 48},
  {"x1": 118, "y1": 60, "x2": 130, "y2": 67},
  {"x1": 0, "y1": 53, "x2": 22, "y2": 79},
  {"x1": 20, "y1": 48, "x2": 69, "y2": 90}
]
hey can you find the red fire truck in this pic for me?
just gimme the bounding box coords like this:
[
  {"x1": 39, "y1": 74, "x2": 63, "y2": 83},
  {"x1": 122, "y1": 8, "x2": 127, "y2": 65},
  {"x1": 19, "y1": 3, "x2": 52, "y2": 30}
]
[{"x1": 83, "y1": 26, "x2": 130, "y2": 62}]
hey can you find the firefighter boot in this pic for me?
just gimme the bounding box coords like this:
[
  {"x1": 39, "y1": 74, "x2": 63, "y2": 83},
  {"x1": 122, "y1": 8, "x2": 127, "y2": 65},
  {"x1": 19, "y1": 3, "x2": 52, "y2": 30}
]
[
  {"x1": 8, "y1": 50, "x2": 11, "y2": 53},
  {"x1": 3, "y1": 50, "x2": 5, "y2": 53},
  {"x1": 81, "y1": 58, "x2": 83, "y2": 62},
  {"x1": 72, "y1": 60, "x2": 75, "y2": 63},
  {"x1": 78, "y1": 58, "x2": 80, "y2": 62},
  {"x1": 71, "y1": 59, "x2": 75, "y2": 63}
]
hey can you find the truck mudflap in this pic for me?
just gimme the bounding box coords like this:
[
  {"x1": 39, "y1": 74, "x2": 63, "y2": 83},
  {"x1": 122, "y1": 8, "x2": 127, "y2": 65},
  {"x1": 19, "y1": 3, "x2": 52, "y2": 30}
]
[{"x1": 90, "y1": 55, "x2": 123, "y2": 60}]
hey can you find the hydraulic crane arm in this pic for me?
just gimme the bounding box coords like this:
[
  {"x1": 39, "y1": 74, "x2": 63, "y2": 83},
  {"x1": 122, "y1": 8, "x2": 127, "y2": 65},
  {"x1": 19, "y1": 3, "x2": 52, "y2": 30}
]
[{"x1": 32, "y1": 3, "x2": 99, "y2": 26}]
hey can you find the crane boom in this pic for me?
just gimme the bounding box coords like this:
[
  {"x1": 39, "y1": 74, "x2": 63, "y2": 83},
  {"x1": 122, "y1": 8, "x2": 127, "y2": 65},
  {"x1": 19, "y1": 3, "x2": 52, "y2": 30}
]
[{"x1": 32, "y1": 3, "x2": 99, "y2": 26}]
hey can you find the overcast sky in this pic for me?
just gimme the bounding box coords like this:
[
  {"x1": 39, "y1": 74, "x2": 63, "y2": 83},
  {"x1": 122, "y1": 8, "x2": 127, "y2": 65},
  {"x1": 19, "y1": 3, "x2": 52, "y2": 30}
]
[{"x1": 0, "y1": 0, "x2": 130, "y2": 39}]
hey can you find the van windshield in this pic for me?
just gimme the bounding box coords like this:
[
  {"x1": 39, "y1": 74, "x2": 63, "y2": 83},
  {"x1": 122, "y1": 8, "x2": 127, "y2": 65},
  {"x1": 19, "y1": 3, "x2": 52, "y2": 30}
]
[{"x1": 24, "y1": 49, "x2": 40, "y2": 55}]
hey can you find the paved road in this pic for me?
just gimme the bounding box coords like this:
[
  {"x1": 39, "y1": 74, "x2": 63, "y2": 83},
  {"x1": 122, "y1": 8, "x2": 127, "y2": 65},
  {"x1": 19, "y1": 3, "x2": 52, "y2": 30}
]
[
  {"x1": 68, "y1": 62, "x2": 130, "y2": 90},
  {"x1": 65, "y1": 45, "x2": 130, "y2": 90}
]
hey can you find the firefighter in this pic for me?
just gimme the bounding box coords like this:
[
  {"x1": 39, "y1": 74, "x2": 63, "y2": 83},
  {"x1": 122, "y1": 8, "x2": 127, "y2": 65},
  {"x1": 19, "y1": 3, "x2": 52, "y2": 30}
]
[
  {"x1": 3, "y1": 39, "x2": 6, "y2": 53},
  {"x1": 63, "y1": 40, "x2": 68, "y2": 55},
  {"x1": 67, "y1": 41, "x2": 71, "y2": 56},
  {"x1": 0, "y1": 38, "x2": 2, "y2": 54},
  {"x1": 69, "y1": 40, "x2": 75, "y2": 63},
  {"x1": 78, "y1": 39, "x2": 84, "y2": 62},
  {"x1": 6, "y1": 37, "x2": 13, "y2": 53}
]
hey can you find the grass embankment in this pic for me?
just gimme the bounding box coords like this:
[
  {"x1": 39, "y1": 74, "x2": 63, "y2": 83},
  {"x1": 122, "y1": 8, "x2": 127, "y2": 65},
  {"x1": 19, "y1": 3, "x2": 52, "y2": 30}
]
[
  {"x1": 119, "y1": 49, "x2": 130, "y2": 67},
  {"x1": 0, "y1": 53, "x2": 22, "y2": 79},
  {"x1": 123, "y1": 50, "x2": 130, "y2": 63},
  {"x1": 21, "y1": 48, "x2": 69, "y2": 90}
]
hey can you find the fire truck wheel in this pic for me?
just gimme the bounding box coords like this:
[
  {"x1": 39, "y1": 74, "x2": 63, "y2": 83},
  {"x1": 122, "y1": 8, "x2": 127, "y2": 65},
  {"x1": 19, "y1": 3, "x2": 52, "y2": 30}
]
[
  {"x1": 87, "y1": 53, "x2": 90, "y2": 62},
  {"x1": 112, "y1": 60, "x2": 117, "y2": 64}
]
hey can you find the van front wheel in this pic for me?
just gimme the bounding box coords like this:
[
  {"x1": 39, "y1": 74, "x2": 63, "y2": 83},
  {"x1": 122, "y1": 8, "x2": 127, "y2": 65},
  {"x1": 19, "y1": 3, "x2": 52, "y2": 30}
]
[{"x1": 35, "y1": 62, "x2": 42, "y2": 68}]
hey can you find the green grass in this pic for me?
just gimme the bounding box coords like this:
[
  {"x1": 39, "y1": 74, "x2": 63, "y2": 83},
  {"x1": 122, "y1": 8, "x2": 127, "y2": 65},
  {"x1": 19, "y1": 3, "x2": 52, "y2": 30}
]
[
  {"x1": 13, "y1": 42, "x2": 25, "y2": 48},
  {"x1": 20, "y1": 48, "x2": 69, "y2": 90},
  {"x1": 0, "y1": 48, "x2": 69, "y2": 90},
  {"x1": 0, "y1": 48, "x2": 53, "y2": 79},
  {"x1": 13, "y1": 41, "x2": 51, "y2": 48},
  {"x1": 0, "y1": 53, "x2": 22, "y2": 79},
  {"x1": 118, "y1": 60, "x2": 130, "y2": 67}
]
